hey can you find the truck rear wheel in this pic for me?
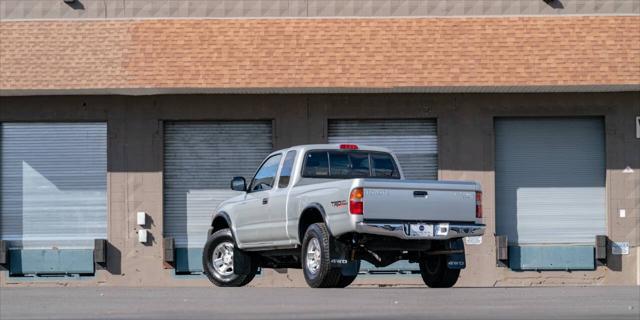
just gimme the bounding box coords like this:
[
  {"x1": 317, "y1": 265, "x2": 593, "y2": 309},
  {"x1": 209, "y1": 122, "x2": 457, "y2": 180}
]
[
  {"x1": 202, "y1": 229, "x2": 257, "y2": 287},
  {"x1": 301, "y1": 223, "x2": 342, "y2": 288},
  {"x1": 419, "y1": 255, "x2": 460, "y2": 288}
]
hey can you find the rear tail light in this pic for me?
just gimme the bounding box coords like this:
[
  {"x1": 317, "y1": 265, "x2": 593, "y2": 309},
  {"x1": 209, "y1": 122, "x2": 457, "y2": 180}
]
[
  {"x1": 349, "y1": 187, "x2": 364, "y2": 215},
  {"x1": 340, "y1": 144, "x2": 359, "y2": 150},
  {"x1": 475, "y1": 191, "x2": 483, "y2": 219}
]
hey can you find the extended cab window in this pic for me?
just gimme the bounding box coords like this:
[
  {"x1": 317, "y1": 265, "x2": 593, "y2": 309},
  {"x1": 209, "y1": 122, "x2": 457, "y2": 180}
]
[
  {"x1": 328, "y1": 151, "x2": 370, "y2": 178},
  {"x1": 249, "y1": 154, "x2": 282, "y2": 192},
  {"x1": 371, "y1": 152, "x2": 400, "y2": 178},
  {"x1": 327, "y1": 152, "x2": 350, "y2": 176},
  {"x1": 302, "y1": 150, "x2": 400, "y2": 179},
  {"x1": 303, "y1": 151, "x2": 329, "y2": 177},
  {"x1": 277, "y1": 150, "x2": 297, "y2": 188},
  {"x1": 349, "y1": 152, "x2": 370, "y2": 177}
]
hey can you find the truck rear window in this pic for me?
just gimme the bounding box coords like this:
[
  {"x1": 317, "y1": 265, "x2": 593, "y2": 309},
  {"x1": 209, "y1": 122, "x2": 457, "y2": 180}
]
[{"x1": 302, "y1": 150, "x2": 400, "y2": 179}]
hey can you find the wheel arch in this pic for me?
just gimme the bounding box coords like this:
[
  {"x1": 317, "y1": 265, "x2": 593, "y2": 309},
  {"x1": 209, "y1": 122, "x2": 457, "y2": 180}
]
[
  {"x1": 210, "y1": 211, "x2": 233, "y2": 235},
  {"x1": 298, "y1": 203, "x2": 329, "y2": 243}
]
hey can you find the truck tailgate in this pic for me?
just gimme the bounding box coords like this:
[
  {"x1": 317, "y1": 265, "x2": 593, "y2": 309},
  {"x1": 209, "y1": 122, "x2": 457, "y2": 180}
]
[{"x1": 361, "y1": 180, "x2": 479, "y2": 222}]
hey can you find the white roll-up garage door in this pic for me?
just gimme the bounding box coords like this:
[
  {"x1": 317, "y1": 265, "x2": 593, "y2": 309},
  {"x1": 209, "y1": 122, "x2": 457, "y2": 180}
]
[
  {"x1": 0, "y1": 123, "x2": 107, "y2": 249},
  {"x1": 495, "y1": 118, "x2": 606, "y2": 270},
  {"x1": 163, "y1": 121, "x2": 273, "y2": 255},
  {"x1": 0, "y1": 123, "x2": 107, "y2": 275},
  {"x1": 328, "y1": 119, "x2": 438, "y2": 180}
]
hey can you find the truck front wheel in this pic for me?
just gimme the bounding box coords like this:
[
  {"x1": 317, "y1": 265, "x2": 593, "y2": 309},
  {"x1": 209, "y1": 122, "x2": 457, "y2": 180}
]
[
  {"x1": 419, "y1": 255, "x2": 460, "y2": 288},
  {"x1": 301, "y1": 223, "x2": 342, "y2": 288},
  {"x1": 202, "y1": 229, "x2": 257, "y2": 287}
]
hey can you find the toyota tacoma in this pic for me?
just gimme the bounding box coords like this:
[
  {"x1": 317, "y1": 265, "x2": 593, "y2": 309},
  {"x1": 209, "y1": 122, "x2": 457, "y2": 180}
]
[{"x1": 203, "y1": 144, "x2": 485, "y2": 288}]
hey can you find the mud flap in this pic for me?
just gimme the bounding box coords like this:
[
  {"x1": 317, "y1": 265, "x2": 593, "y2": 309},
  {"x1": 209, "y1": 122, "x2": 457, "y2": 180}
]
[
  {"x1": 329, "y1": 237, "x2": 358, "y2": 276},
  {"x1": 233, "y1": 247, "x2": 252, "y2": 275},
  {"x1": 446, "y1": 238, "x2": 466, "y2": 269},
  {"x1": 339, "y1": 261, "x2": 360, "y2": 276}
]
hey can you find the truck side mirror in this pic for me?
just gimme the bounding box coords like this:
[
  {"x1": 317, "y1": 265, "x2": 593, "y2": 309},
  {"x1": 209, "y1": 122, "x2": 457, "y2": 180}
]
[{"x1": 230, "y1": 177, "x2": 247, "y2": 192}]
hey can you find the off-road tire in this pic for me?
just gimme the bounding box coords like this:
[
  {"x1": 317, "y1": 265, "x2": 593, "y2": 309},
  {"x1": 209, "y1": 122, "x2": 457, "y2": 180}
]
[
  {"x1": 419, "y1": 254, "x2": 460, "y2": 288},
  {"x1": 202, "y1": 229, "x2": 257, "y2": 287},
  {"x1": 301, "y1": 223, "x2": 342, "y2": 288}
]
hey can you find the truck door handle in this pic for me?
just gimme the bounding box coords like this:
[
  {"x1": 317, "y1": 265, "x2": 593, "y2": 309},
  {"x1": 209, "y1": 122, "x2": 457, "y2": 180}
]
[
  {"x1": 413, "y1": 191, "x2": 428, "y2": 197},
  {"x1": 262, "y1": 198, "x2": 268, "y2": 205}
]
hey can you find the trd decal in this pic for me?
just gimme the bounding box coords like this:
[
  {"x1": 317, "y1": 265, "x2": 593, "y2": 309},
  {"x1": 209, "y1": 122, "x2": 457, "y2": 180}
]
[{"x1": 331, "y1": 200, "x2": 347, "y2": 208}]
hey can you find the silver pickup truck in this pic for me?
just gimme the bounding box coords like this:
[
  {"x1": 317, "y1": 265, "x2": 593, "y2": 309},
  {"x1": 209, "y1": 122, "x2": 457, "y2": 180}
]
[{"x1": 203, "y1": 144, "x2": 485, "y2": 288}]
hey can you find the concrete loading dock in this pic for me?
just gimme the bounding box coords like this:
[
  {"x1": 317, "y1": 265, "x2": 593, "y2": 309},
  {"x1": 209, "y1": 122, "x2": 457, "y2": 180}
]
[{"x1": 1, "y1": 93, "x2": 638, "y2": 287}]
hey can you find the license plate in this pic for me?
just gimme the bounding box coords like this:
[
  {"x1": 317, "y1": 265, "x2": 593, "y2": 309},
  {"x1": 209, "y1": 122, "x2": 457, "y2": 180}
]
[{"x1": 410, "y1": 223, "x2": 434, "y2": 237}]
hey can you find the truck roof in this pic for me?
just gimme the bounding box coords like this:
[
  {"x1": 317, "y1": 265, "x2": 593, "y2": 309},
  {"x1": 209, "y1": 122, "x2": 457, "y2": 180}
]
[{"x1": 272, "y1": 144, "x2": 394, "y2": 155}]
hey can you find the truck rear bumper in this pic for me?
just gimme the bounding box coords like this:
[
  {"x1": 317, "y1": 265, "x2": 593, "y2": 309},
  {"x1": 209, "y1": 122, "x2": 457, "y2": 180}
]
[{"x1": 355, "y1": 222, "x2": 485, "y2": 240}]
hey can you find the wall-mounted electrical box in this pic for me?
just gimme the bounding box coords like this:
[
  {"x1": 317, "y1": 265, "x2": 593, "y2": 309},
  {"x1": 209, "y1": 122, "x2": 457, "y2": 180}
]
[
  {"x1": 137, "y1": 212, "x2": 146, "y2": 226},
  {"x1": 138, "y1": 229, "x2": 148, "y2": 244}
]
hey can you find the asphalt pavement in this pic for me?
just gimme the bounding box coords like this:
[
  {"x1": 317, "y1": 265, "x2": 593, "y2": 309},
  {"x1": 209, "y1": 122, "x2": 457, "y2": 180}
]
[{"x1": 1, "y1": 286, "x2": 639, "y2": 320}]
